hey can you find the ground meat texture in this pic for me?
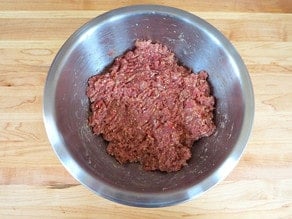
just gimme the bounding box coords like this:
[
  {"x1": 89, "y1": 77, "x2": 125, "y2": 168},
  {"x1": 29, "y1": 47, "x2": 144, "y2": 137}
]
[{"x1": 86, "y1": 40, "x2": 216, "y2": 172}]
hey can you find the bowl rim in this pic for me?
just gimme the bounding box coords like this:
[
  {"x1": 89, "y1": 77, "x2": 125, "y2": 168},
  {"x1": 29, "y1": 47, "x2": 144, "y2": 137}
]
[{"x1": 43, "y1": 4, "x2": 255, "y2": 207}]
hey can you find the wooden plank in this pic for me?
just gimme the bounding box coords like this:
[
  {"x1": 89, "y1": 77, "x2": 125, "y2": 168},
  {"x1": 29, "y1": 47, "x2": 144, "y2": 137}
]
[
  {"x1": 0, "y1": 167, "x2": 77, "y2": 185},
  {"x1": 0, "y1": 182, "x2": 291, "y2": 218},
  {"x1": 0, "y1": 41, "x2": 291, "y2": 67},
  {"x1": 0, "y1": 0, "x2": 291, "y2": 12},
  {"x1": 0, "y1": 13, "x2": 291, "y2": 41},
  {"x1": 0, "y1": 11, "x2": 291, "y2": 20}
]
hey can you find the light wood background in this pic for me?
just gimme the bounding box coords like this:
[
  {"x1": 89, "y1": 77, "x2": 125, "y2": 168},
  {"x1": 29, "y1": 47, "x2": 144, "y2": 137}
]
[{"x1": 0, "y1": 1, "x2": 291, "y2": 218}]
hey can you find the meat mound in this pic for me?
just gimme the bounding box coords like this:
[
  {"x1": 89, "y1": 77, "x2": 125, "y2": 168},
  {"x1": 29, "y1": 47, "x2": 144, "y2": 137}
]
[{"x1": 86, "y1": 40, "x2": 216, "y2": 172}]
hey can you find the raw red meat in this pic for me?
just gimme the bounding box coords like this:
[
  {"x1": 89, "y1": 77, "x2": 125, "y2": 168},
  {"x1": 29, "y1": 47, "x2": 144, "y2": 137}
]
[{"x1": 86, "y1": 40, "x2": 215, "y2": 172}]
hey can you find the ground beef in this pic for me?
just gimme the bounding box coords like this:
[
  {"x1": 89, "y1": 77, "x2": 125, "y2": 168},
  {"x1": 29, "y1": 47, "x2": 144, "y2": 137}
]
[{"x1": 86, "y1": 40, "x2": 216, "y2": 172}]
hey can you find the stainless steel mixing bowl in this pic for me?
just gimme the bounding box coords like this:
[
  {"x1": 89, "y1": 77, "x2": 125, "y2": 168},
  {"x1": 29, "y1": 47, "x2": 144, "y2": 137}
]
[{"x1": 43, "y1": 5, "x2": 254, "y2": 207}]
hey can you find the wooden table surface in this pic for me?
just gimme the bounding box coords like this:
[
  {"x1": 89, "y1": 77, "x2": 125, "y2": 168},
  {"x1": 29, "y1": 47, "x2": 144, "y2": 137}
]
[{"x1": 0, "y1": 1, "x2": 291, "y2": 218}]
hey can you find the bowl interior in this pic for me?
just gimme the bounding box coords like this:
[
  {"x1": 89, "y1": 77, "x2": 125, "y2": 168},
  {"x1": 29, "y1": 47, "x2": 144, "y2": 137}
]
[{"x1": 44, "y1": 5, "x2": 253, "y2": 207}]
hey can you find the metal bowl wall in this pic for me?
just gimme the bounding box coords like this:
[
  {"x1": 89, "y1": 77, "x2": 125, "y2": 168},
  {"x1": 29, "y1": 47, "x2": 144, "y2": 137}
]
[{"x1": 43, "y1": 5, "x2": 254, "y2": 207}]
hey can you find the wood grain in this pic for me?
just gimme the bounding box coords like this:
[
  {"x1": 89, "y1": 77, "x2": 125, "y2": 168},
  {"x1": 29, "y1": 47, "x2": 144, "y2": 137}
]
[
  {"x1": 0, "y1": 1, "x2": 291, "y2": 218},
  {"x1": 0, "y1": 0, "x2": 291, "y2": 13}
]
